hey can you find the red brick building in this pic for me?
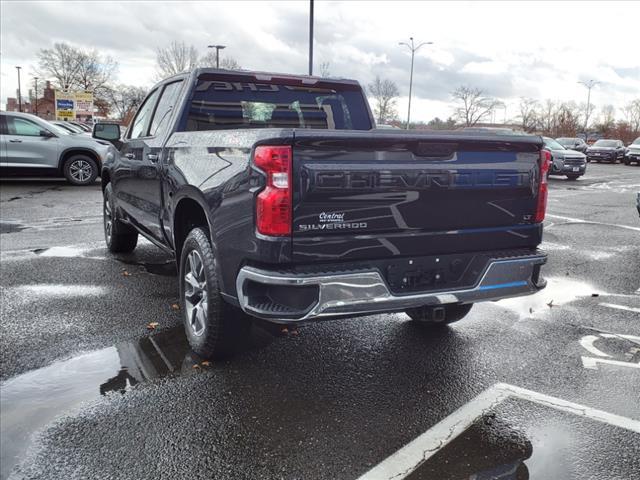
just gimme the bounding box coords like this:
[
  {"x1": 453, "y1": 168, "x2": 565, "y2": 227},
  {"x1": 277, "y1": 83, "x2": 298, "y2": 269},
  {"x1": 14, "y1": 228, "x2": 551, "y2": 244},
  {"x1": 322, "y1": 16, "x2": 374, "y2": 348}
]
[{"x1": 5, "y1": 81, "x2": 56, "y2": 120}]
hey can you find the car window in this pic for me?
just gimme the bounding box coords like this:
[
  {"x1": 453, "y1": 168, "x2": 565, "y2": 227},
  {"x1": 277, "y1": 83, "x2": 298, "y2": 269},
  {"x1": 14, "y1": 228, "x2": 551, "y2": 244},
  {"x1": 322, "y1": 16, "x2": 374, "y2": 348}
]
[
  {"x1": 7, "y1": 117, "x2": 44, "y2": 136},
  {"x1": 544, "y1": 137, "x2": 564, "y2": 150},
  {"x1": 129, "y1": 89, "x2": 160, "y2": 139},
  {"x1": 149, "y1": 80, "x2": 183, "y2": 137},
  {"x1": 593, "y1": 140, "x2": 616, "y2": 147},
  {"x1": 0, "y1": 115, "x2": 7, "y2": 135}
]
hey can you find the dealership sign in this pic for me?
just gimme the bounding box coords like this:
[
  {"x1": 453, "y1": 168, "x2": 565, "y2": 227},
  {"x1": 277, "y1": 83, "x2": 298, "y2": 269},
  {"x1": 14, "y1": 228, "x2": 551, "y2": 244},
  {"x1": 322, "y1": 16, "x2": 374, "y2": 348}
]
[{"x1": 54, "y1": 90, "x2": 94, "y2": 120}]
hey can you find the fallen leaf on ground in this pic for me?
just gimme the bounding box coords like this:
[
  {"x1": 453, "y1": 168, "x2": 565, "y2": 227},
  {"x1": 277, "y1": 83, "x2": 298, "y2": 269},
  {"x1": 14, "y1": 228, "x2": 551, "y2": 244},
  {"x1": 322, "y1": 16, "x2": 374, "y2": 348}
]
[
  {"x1": 192, "y1": 364, "x2": 201, "y2": 370},
  {"x1": 122, "y1": 271, "x2": 131, "y2": 277},
  {"x1": 170, "y1": 303, "x2": 180, "y2": 311},
  {"x1": 547, "y1": 300, "x2": 554, "y2": 308},
  {"x1": 147, "y1": 322, "x2": 159, "y2": 330},
  {"x1": 201, "y1": 361, "x2": 211, "y2": 367}
]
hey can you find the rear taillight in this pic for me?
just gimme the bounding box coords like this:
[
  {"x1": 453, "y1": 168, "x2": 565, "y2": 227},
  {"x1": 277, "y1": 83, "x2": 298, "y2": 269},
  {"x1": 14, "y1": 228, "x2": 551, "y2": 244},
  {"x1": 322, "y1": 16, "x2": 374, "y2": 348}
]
[
  {"x1": 254, "y1": 145, "x2": 292, "y2": 236},
  {"x1": 534, "y1": 149, "x2": 551, "y2": 223}
]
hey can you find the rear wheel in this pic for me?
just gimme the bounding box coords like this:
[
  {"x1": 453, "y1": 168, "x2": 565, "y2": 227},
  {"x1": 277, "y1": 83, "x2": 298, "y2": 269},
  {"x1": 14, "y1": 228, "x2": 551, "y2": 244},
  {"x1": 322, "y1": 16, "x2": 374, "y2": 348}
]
[
  {"x1": 180, "y1": 227, "x2": 252, "y2": 358},
  {"x1": 103, "y1": 183, "x2": 138, "y2": 253},
  {"x1": 405, "y1": 303, "x2": 473, "y2": 326},
  {"x1": 63, "y1": 154, "x2": 98, "y2": 185}
]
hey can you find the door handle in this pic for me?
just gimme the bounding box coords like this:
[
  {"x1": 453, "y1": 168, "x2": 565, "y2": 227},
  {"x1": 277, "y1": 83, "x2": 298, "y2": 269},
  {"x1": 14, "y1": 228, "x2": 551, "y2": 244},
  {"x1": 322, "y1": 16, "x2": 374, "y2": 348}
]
[
  {"x1": 9, "y1": 139, "x2": 22, "y2": 143},
  {"x1": 124, "y1": 153, "x2": 135, "y2": 159},
  {"x1": 147, "y1": 153, "x2": 159, "y2": 163}
]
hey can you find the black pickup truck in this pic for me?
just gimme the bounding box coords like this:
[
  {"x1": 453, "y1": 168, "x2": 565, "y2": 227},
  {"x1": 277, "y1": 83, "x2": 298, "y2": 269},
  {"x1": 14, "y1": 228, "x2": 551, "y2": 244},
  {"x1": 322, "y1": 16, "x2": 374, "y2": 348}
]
[{"x1": 94, "y1": 69, "x2": 549, "y2": 358}]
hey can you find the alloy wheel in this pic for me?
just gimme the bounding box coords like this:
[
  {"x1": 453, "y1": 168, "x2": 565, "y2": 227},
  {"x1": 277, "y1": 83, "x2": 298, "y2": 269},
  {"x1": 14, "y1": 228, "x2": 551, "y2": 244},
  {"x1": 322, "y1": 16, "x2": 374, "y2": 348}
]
[{"x1": 184, "y1": 250, "x2": 208, "y2": 336}]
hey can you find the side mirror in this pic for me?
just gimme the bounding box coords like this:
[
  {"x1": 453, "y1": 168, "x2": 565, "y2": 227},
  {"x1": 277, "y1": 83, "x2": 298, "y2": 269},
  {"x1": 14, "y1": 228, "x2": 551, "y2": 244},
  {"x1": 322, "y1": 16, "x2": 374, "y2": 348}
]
[
  {"x1": 93, "y1": 123, "x2": 121, "y2": 144},
  {"x1": 39, "y1": 129, "x2": 55, "y2": 138}
]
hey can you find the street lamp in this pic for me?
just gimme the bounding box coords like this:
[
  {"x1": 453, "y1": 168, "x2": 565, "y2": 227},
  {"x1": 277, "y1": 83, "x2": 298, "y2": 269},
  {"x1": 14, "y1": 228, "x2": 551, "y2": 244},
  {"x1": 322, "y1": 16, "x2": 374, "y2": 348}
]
[
  {"x1": 207, "y1": 44, "x2": 226, "y2": 68},
  {"x1": 16, "y1": 66, "x2": 22, "y2": 112},
  {"x1": 578, "y1": 80, "x2": 600, "y2": 137},
  {"x1": 34, "y1": 77, "x2": 39, "y2": 116},
  {"x1": 399, "y1": 37, "x2": 433, "y2": 130}
]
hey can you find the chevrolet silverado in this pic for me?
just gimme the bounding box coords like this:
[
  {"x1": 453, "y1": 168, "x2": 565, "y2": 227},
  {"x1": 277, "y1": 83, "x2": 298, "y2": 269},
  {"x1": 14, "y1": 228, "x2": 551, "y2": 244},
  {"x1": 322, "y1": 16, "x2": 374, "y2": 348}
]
[{"x1": 94, "y1": 69, "x2": 549, "y2": 358}]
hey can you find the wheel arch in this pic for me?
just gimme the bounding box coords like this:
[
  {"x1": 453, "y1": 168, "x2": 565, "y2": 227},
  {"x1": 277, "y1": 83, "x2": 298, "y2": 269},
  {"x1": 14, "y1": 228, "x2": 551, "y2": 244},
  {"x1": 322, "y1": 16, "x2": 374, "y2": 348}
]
[{"x1": 172, "y1": 188, "x2": 216, "y2": 261}]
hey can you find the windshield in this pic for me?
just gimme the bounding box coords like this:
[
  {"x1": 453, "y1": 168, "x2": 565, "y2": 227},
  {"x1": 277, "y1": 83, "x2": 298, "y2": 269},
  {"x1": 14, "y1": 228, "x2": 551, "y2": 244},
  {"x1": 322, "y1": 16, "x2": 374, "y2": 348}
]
[
  {"x1": 633, "y1": 137, "x2": 640, "y2": 145},
  {"x1": 544, "y1": 137, "x2": 565, "y2": 150},
  {"x1": 182, "y1": 75, "x2": 372, "y2": 131},
  {"x1": 43, "y1": 121, "x2": 71, "y2": 135},
  {"x1": 556, "y1": 138, "x2": 575, "y2": 145},
  {"x1": 55, "y1": 122, "x2": 83, "y2": 134},
  {"x1": 593, "y1": 140, "x2": 617, "y2": 147}
]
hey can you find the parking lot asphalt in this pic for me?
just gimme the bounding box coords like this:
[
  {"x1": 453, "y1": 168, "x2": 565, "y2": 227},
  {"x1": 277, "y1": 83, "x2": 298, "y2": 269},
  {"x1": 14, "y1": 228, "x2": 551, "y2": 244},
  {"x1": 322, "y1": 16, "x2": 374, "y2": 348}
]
[{"x1": 1, "y1": 163, "x2": 639, "y2": 480}]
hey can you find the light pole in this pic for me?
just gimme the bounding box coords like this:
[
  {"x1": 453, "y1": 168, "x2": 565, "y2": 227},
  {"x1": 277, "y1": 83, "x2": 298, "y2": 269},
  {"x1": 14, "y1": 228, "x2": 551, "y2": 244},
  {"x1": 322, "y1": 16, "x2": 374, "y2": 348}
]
[
  {"x1": 16, "y1": 66, "x2": 22, "y2": 112},
  {"x1": 578, "y1": 80, "x2": 600, "y2": 137},
  {"x1": 308, "y1": 0, "x2": 314, "y2": 76},
  {"x1": 207, "y1": 44, "x2": 226, "y2": 68},
  {"x1": 399, "y1": 37, "x2": 433, "y2": 129},
  {"x1": 34, "y1": 77, "x2": 39, "y2": 116}
]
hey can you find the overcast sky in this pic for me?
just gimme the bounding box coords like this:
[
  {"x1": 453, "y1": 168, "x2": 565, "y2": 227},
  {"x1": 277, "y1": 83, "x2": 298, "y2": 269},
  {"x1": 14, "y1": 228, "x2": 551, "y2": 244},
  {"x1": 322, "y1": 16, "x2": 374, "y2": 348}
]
[{"x1": 1, "y1": 1, "x2": 639, "y2": 122}]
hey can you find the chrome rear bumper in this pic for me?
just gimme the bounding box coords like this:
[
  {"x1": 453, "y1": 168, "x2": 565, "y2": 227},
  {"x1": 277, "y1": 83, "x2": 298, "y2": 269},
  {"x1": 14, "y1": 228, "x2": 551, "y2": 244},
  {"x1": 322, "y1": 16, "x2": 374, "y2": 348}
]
[{"x1": 236, "y1": 253, "x2": 547, "y2": 322}]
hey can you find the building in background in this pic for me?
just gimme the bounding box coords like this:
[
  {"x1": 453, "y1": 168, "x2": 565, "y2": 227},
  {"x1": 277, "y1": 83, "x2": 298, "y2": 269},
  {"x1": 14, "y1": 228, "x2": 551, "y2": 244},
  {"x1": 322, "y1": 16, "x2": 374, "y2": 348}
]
[{"x1": 5, "y1": 81, "x2": 56, "y2": 120}]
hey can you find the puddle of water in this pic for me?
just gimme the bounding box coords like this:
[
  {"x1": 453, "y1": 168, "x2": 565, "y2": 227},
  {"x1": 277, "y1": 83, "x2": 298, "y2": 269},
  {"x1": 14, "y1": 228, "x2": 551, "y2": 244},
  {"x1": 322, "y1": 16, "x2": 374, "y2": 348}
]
[
  {"x1": 0, "y1": 324, "x2": 276, "y2": 478},
  {"x1": 0, "y1": 222, "x2": 27, "y2": 234},
  {"x1": 15, "y1": 284, "x2": 107, "y2": 297},
  {"x1": 495, "y1": 277, "x2": 599, "y2": 319},
  {"x1": 33, "y1": 246, "x2": 89, "y2": 257},
  {"x1": 0, "y1": 327, "x2": 195, "y2": 479}
]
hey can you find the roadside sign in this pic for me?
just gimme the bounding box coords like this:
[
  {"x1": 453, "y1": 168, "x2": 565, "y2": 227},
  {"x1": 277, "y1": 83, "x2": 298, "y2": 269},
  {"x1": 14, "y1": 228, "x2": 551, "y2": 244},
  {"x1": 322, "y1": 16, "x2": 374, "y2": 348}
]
[{"x1": 55, "y1": 90, "x2": 76, "y2": 120}]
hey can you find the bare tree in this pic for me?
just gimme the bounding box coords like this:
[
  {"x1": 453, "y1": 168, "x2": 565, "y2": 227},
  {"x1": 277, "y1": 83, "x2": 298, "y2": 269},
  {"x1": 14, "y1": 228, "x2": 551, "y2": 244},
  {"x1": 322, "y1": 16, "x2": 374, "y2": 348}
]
[
  {"x1": 104, "y1": 85, "x2": 147, "y2": 121},
  {"x1": 36, "y1": 43, "x2": 118, "y2": 91},
  {"x1": 76, "y1": 50, "x2": 118, "y2": 92},
  {"x1": 368, "y1": 76, "x2": 399, "y2": 124},
  {"x1": 555, "y1": 102, "x2": 582, "y2": 136},
  {"x1": 451, "y1": 86, "x2": 501, "y2": 126},
  {"x1": 539, "y1": 100, "x2": 557, "y2": 135},
  {"x1": 200, "y1": 50, "x2": 242, "y2": 70},
  {"x1": 319, "y1": 61, "x2": 331, "y2": 78},
  {"x1": 156, "y1": 41, "x2": 199, "y2": 79},
  {"x1": 622, "y1": 99, "x2": 640, "y2": 132},
  {"x1": 517, "y1": 97, "x2": 539, "y2": 132}
]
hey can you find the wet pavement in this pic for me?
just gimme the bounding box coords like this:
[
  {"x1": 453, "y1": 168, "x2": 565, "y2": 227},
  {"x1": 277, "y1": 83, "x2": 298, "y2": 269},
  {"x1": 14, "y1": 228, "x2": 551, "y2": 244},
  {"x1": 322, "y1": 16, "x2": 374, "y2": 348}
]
[{"x1": 1, "y1": 164, "x2": 639, "y2": 480}]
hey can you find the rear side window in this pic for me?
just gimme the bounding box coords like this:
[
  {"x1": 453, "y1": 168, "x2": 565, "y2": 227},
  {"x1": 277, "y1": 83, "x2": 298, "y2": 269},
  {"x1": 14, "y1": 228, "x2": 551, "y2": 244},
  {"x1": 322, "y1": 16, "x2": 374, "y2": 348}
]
[
  {"x1": 149, "y1": 80, "x2": 183, "y2": 137},
  {"x1": 7, "y1": 117, "x2": 42, "y2": 136},
  {"x1": 129, "y1": 89, "x2": 159, "y2": 139},
  {"x1": 0, "y1": 115, "x2": 7, "y2": 135},
  {"x1": 182, "y1": 77, "x2": 372, "y2": 131}
]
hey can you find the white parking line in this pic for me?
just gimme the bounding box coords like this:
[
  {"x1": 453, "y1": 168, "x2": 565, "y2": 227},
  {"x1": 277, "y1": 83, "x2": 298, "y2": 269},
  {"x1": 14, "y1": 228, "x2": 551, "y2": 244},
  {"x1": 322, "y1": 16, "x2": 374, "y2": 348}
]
[
  {"x1": 598, "y1": 303, "x2": 640, "y2": 314},
  {"x1": 357, "y1": 383, "x2": 640, "y2": 480},
  {"x1": 546, "y1": 213, "x2": 640, "y2": 232}
]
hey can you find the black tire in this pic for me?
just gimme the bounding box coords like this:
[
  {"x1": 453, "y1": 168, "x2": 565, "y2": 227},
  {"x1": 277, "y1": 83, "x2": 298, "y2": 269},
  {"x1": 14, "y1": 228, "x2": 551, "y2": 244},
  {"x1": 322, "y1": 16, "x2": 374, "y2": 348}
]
[
  {"x1": 624, "y1": 158, "x2": 630, "y2": 165},
  {"x1": 566, "y1": 175, "x2": 580, "y2": 181},
  {"x1": 405, "y1": 303, "x2": 473, "y2": 326},
  {"x1": 180, "y1": 227, "x2": 252, "y2": 359},
  {"x1": 103, "y1": 183, "x2": 138, "y2": 253},
  {"x1": 63, "y1": 154, "x2": 98, "y2": 185}
]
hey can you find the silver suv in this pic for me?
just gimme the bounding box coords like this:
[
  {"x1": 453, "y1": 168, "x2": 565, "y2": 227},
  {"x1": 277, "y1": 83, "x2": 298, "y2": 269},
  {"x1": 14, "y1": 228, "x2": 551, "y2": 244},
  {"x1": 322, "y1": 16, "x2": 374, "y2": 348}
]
[{"x1": 0, "y1": 112, "x2": 110, "y2": 185}]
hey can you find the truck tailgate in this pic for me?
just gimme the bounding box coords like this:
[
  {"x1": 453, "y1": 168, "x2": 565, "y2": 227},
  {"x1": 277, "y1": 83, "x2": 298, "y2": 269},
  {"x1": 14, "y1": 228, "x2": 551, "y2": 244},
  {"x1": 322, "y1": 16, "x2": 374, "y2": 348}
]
[{"x1": 291, "y1": 131, "x2": 543, "y2": 262}]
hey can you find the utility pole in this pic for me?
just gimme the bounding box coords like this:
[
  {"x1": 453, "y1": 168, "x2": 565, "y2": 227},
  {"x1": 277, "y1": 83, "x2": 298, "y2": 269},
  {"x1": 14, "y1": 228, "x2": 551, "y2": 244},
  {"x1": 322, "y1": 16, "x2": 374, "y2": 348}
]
[
  {"x1": 308, "y1": 0, "x2": 314, "y2": 75},
  {"x1": 16, "y1": 66, "x2": 22, "y2": 112},
  {"x1": 399, "y1": 37, "x2": 433, "y2": 129},
  {"x1": 578, "y1": 80, "x2": 600, "y2": 137},
  {"x1": 34, "y1": 77, "x2": 39, "y2": 116},
  {"x1": 207, "y1": 44, "x2": 226, "y2": 68}
]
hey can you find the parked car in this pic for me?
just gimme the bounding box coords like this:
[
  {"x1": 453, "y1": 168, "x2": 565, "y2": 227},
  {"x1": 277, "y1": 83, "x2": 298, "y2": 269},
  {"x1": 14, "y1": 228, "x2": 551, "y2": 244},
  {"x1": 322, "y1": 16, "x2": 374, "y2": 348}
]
[
  {"x1": 542, "y1": 137, "x2": 587, "y2": 180},
  {"x1": 586, "y1": 139, "x2": 626, "y2": 163},
  {"x1": 556, "y1": 137, "x2": 588, "y2": 154},
  {"x1": 0, "y1": 111, "x2": 110, "y2": 185},
  {"x1": 51, "y1": 120, "x2": 88, "y2": 135},
  {"x1": 94, "y1": 68, "x2": 549, "y2": 359},
  {"x1": 70, "y1": 121, "x2": 93, "y2": 132},
  {"x1": 624, "y1": 137, "x2": 640, "y2": 165}
]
